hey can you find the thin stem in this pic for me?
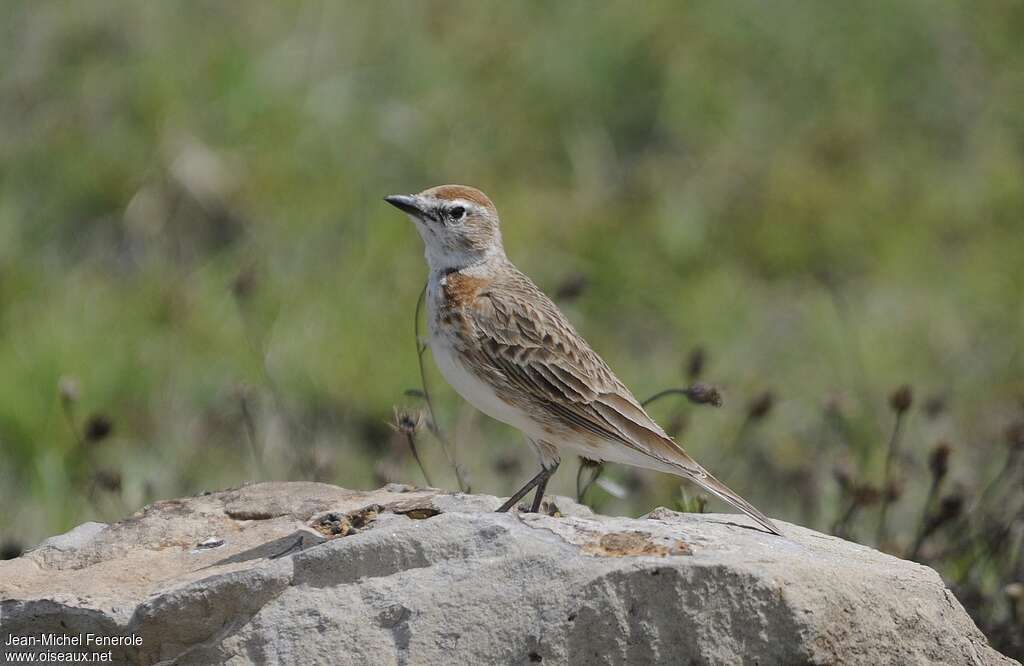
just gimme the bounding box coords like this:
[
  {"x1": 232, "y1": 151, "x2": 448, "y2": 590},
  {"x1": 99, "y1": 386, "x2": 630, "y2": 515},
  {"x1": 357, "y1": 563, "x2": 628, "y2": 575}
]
[
  {"x1": 414, "y1": 281, "x2": 469, "y2": 492},
  {"x1": 60, "y1": 398, "x2": 90, "y2": 501},
  {"x1": 832, "y1": 499, "x2": 861, "y2": 539},
  {"x1": 876, "y1": 411, "x2": 906, "y2": 546},
  {"x1": 973, "y1": 447, "x2": 1020, "y2": 512},
  {"x1": 403, "y1": 431, "x2": 433, "y2": 487},
  {"x1": 908, "y1": 476, "x2": 942, "y2": 560},
  {"x1": 641, "y1": 385, "x2": 722, "y2": 409},
  {"x1": 239, "y1": 391, "x2": 264, "y2": 481},
  {"x1": 641, "y1": 388, "x2": 693, "y2": 408},
  {"x1": 576, "y1": 460, "x2": 603, "y2": 502},
  {"x1": 59, "y1": 400, "x2": 85, "y2": 451},
  {"x1": 938, "y1": 448, "x2": 1019, "y2": 564}
]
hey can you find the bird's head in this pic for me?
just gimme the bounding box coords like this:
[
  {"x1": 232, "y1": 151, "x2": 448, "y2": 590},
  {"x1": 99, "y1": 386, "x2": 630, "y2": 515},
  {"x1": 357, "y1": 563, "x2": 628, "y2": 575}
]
[{"x1": 385, "y1": 184, "x2": 505, "y2": 272}]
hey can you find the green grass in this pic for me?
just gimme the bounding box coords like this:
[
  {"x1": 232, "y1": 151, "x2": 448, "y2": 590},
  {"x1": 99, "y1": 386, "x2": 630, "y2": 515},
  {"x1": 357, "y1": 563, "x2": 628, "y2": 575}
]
[{"x1": 1, "y1": 0, "x2": 1023, "y2": 652}]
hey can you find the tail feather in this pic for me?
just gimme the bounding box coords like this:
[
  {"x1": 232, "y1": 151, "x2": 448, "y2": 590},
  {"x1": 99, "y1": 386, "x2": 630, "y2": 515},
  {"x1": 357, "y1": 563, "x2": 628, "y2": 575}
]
[
  {"x1": 681, "y1": 467, "x2": 782, "y2": 536},
  {"x1": 581, "y1": 390, "x2": 783, "y2": 535}
]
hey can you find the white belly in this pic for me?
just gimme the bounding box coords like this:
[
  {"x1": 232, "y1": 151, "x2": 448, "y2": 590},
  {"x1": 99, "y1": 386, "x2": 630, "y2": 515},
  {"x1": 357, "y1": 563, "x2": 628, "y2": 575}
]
[{"x1": 429, "y1": 333, "x2": 544, "y2": 438}]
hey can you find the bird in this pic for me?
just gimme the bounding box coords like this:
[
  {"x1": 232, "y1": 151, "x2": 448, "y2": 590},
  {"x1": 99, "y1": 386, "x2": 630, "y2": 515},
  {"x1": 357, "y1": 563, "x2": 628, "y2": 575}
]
[{"x1": 385, "y1": 185, "x2": 781, "y2": 536}]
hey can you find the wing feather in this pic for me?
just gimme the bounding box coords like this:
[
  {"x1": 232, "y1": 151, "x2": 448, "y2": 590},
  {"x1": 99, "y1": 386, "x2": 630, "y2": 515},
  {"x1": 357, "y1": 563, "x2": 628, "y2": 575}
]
[
  {"x1": 465, "y1": 269, "x2": 685, "y2": 466},
  {"x1": 454, "y1": 266, "x2": 781, "y2": 535}
]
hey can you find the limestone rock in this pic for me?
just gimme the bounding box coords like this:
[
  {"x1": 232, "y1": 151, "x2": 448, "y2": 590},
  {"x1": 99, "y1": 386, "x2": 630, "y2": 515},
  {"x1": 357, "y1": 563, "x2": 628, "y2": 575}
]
[{"x1": 0, "y1": 482, "x2": 1012, "y2": 665}]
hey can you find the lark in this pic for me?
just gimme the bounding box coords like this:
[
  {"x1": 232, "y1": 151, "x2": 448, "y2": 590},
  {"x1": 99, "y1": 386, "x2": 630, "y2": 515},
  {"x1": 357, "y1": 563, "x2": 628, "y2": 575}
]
[{"x1": 386, "y1": 185, "x2": 781, "y2": 535}]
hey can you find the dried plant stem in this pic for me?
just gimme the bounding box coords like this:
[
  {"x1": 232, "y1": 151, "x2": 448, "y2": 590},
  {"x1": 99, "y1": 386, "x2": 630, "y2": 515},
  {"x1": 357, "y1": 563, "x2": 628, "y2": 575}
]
[
  {"x1": 239, "y1": 391, "x2": 264, "y2": 481},
  {"x1": 642, "y1": 388, "x2": 695, "y2": 407},
  {"x1": 414, "y1": 281, "x2": 469, "y2": 492},
  {"x1": 403, "y1": 431, "x2": 433, "y2": 487},
  {"x1": 59, "y1": 397, "x2": 91, "y2": 499},
  {"x1": 908, "y1": 476, "x2": 942, "y2": 560},
  {"x1": 952, "y1": 517, "x2": 1015, "y2": 586},
  {"x1": 576, "y1": 459, "x2": 603, "y2": 502},
  {"x1": 832, "y1": 499, "x2": 860, "y2": 538},
  {"x1": 945, "y1": 450, "x2": 1022, "y2": 577},
  {"x1": 641, "y1": 385, "x2": 723, "y2": 409},
  {"x1": 876, "y1": 410, "x2": 906, "y2": 546},
  {"x1": 59, "y1": 400, "x2": 85, "y2": 451},
  {"x1": 973, "y1": 447, "x2": 1021, "y2": 513}
]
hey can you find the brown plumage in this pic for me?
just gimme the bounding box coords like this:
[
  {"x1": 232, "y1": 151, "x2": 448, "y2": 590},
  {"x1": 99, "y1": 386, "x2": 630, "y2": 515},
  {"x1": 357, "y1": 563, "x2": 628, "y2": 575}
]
[{"x1": 385, "y1": 185, "x2": 781, "y2": 536}]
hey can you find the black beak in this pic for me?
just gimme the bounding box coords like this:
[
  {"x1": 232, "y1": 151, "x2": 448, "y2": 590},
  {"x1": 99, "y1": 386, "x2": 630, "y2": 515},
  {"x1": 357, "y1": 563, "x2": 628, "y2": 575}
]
[{"x1": 384, "y1": 194, "x2": 422, "y2": 217}]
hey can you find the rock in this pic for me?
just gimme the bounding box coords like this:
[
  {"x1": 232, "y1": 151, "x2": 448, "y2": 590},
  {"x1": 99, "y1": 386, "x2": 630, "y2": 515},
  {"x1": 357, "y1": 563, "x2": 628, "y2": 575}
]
[{"x1": 0, "y1": 482, "x2": 1012, "y2": 665}]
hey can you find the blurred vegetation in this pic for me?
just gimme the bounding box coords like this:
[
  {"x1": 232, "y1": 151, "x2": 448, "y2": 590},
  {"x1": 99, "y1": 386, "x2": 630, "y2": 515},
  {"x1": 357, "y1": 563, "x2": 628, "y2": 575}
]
[{"x1": 1, "y1": 0, "x2": 1023, "y2": 655}]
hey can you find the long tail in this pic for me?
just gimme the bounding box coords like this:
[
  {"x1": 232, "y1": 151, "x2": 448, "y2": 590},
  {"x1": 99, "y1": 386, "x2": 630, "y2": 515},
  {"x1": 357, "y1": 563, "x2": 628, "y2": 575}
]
[
  {"x1": 679, "y1": 465, "x2": 782, "y2": 536},
  {"x1": 586, "y1": 392, "x2": 783, "y2": 535}
]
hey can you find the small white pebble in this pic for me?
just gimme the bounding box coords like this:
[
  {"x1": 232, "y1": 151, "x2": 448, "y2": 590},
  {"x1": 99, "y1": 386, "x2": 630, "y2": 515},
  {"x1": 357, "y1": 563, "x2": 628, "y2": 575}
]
[{"x1": 197, "y1": 537, "x2": 224, "y2": 549}]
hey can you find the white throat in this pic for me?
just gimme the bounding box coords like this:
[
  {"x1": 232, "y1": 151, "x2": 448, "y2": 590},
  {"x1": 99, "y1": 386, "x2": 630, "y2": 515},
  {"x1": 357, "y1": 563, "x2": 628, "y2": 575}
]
[{"x1": 423, "y1": 242, "x2": 506, "y2": 276}]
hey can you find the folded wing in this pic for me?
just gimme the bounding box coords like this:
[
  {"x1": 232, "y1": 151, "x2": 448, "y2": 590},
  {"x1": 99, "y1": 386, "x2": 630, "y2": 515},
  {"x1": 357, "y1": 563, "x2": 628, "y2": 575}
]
[{"x1": 460, "y1": 268, "x2": 781, "y2": 535}]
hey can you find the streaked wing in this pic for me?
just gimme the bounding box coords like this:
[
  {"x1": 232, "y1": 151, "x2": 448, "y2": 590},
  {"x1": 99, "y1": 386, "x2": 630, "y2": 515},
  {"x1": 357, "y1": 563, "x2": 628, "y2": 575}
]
[
  {"x1": 455, "y1": 265, "x2": 782, "y2": 536},
  {"x1": 463, "y1": 268, "x2": 698, "y2": 473}
]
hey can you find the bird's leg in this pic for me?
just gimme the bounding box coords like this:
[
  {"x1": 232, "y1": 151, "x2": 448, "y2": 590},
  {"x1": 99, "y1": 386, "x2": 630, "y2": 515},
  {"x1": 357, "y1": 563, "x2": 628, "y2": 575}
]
[
  {"x1": 497, "y1": 460, "x2": 561, "y2": 513},
  {"x1": 497, "y1": 467, "x2": 549, "y2": 512},
  {"x1": 530, "y1": 460, "x2": 559, "y2": 513},
  {"x1": 498, "y1": 439, "x2": 561, "y2": 513}
]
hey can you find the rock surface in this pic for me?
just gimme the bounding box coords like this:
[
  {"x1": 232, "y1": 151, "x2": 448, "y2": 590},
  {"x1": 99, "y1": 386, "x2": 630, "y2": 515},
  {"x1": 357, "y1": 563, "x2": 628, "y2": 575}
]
[{"x1": 0, "y1": 482, "x2": 1013, "y2": 665}]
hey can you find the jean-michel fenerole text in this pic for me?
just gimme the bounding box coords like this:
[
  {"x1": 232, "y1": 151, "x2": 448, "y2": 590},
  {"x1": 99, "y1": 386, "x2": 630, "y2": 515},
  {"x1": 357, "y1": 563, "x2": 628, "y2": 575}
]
[{"x1": 4, "y1": 633, "x2": 143, "y2": 647}]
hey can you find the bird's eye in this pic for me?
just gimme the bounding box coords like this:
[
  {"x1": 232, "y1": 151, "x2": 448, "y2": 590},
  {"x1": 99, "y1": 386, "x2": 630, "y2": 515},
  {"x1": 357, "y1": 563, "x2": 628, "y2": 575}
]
[{"x1": 449, "y1": 206, "x2": 465, "y2": 221}]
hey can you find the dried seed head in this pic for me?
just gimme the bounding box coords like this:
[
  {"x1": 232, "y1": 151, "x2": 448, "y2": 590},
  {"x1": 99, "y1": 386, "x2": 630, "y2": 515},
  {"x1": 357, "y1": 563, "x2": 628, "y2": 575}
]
[
  {"x1": 685, "y1": 347, "x2": 707, "y2": 381},
  {"x1": 923, "y1": 395, "x2": 947, "y2": 419},
  {"x1": 889, "y1": 385, "x2": 913, "y2": 414},
  {"x1": 94, "y1": 468, "x2": 122, "y2": 493},
  {"x1": 929, "y1": 442, "x2": 952, "y2": 482},
  {"x1": 936, "y1": 494, "x2": 963, "y2": 522},
  {"x1": 231, "y1": 266, "x2": 257, "y2": 300},
  {"x1": 58, "y1": 376, "x2": 80, "y2": 405},
  {"x1": 84, "y1": 415, "x2": 113, "y2": 443},
  {"x1": 747, "y1": 391, "x2": 775, "y2": 420},
  {"x1": 686, "y1": 383, "x2": 723, "y2": 408},
  {"x1": 390, "y1": 406, "x2": 423, "y2": 436},
  {"x1": 852, "y1": 483, "x2": 881, "y2": 506},
  {"x1": 554, "y1": 273, "x2": 589, "y2": 303}
]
